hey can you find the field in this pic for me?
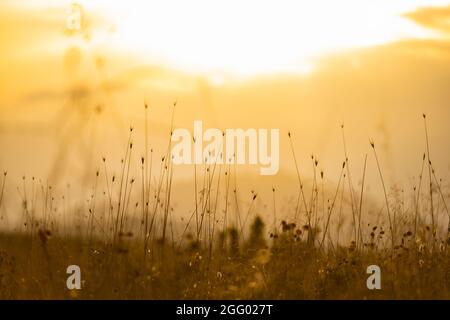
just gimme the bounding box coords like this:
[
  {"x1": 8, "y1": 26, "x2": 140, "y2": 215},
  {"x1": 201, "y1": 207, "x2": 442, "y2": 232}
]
[
  {"x1": 0, "y1": 110, "x2": 449, "y2": 300},
  {"x1": 1, "y1": 226, "x2": 450, "y2": 299}
]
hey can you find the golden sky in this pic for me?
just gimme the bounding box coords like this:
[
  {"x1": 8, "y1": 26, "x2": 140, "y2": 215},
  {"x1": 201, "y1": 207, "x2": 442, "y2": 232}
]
[
  {"x1": 2, "y1": 1, "x2": 450, "y2": 77},
  {"x1": 1, "y1": 1, "x2": 450, "y2": 196}
]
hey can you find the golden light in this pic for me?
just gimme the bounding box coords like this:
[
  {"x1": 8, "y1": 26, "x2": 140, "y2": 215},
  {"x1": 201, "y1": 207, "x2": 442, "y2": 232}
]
[
  {"x1": 6, "y1": 0, "x2": 450, "y2": 80},
  {"x1": 69, "y1": 0, "x2": 448, "y2": 78}
]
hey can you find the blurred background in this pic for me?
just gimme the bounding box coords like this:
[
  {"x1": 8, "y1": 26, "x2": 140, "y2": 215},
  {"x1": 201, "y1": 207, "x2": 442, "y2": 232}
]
[{"x1": 0, "y1": 0, "x2": 450, "y2": 229}]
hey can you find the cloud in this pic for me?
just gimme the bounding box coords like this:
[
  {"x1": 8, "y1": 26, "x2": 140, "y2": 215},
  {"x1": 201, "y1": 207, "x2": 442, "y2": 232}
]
[{"x1": 404, "y1": 5, "x2": 450, "y2": 34}]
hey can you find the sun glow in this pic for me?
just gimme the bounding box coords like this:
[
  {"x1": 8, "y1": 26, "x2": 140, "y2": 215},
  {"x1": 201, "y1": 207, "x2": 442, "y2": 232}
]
[
  {"x1": 10, "y1": 0, "x2": 450, "y2": 77},
  {"x1": 77, "y1": 0, "x2": 450, "y2": 77}
]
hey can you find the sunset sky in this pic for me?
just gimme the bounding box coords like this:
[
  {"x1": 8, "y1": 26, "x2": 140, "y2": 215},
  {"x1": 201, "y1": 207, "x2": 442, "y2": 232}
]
[
  {"x1": 2, "y1": 1, "x2": 450, "y2": 78},
  {"x1": 1, "y1": 1, "x2": 450, "y2": 200}
]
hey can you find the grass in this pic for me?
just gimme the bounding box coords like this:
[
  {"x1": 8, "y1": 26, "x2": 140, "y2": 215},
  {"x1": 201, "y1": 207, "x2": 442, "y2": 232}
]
[{"x1": 0, "y1": 107, "x2": 449, "y2": 299}]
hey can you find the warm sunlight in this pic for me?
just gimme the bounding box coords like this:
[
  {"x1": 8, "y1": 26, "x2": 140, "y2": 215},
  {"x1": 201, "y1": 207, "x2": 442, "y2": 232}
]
[
  {"x1": 63, "y1": 0, "x2": 446, "y2": 76},
  {"x1": 2, "y1": 0, "x2": 450, "y2": 303}
]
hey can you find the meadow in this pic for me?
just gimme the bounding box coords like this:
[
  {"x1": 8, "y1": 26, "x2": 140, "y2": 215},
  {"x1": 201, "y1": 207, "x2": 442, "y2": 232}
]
[{"x1": 0, "y1": 109, "x2": 449, "y2": 300}]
